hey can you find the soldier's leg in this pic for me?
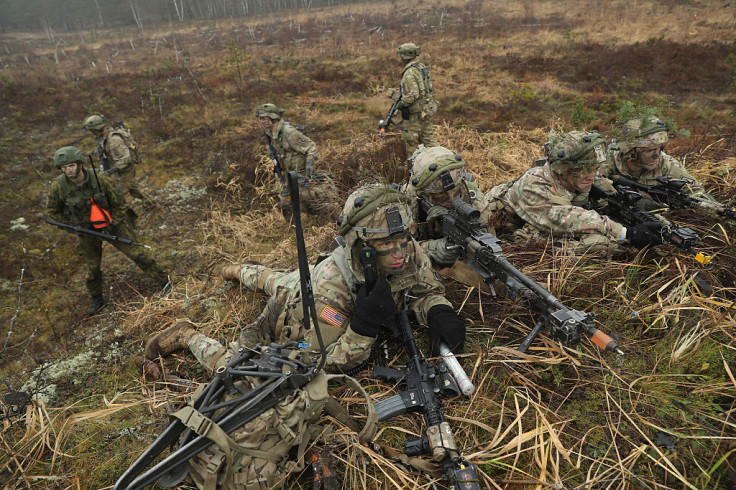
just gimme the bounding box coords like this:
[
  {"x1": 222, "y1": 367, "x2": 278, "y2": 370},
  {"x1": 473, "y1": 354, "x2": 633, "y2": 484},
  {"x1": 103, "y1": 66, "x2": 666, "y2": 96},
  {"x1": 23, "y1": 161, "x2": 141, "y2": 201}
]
[
  {"x1": 78, "y1": 235, "x2": 104, "y2": 297},
  {"x1": 400, "y1": 115, "x2": 422, "y2": 158},
  {"x1": 418, "y1": 117, "x2": 438, "y2": 148},
  {"x1": 109, "y1": 223, "x2": 169, "y2": 285},
  {"x1": 225, "y1": 264, "x2": 298, "y2": 296}
]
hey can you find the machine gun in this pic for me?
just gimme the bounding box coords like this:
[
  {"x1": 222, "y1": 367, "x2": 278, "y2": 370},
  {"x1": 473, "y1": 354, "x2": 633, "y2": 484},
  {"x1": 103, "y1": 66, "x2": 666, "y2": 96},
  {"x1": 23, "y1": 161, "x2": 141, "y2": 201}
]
[
  {"x1": 378, "y1": 88, "x2": 406, "y2": 134},
  {"x1": 46, "y1": 219, "x2": 151, "y2": 249},
  {"x1": 372, "y1": 310, "x2": 481, "y2": 489},
  {"x1": 589, "y1": 183, "x2": 712, "y2": 265},
  {"x1": 115, "y1": 172, "x2": 329, "y2": 490},
  {"x1": 425, "y1": 197, "x2": 624, "y2": 361},
  {"x1": 610, "y1": 174, "x2": 736, "y2": 220}
]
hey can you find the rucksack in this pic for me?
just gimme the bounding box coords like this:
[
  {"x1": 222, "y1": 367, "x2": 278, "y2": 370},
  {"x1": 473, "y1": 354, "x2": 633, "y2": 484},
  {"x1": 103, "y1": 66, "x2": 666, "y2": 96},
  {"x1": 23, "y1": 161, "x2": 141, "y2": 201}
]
[{"x1": 110, "y1": 127, "x2": 141, "y2": 165}]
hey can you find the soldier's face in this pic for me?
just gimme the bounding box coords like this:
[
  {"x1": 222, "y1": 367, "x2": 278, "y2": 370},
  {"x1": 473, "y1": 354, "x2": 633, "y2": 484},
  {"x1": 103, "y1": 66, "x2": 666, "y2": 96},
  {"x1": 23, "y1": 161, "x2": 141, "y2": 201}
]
[
  {"x1": 89, "y1": 126, "x2": 105, "y2": 137},
  {"x1": 61, "y1": 162, "x2": 81, "y2": 179},
  {"x1": 424, "y1": 186, "x2": 464, "y2": 209},
  {"x1": 628, "y1": 145, "x2": 663, "y2": 171},
  {"x1": 561, "y1": 167, "x2": 598, "y2": 193},
  {"x1": 368, "y1": 235, "x2": 410, "y2": 273},
  {"x1": 259, "y1": 117, "x2": 274, "y2": 129}
]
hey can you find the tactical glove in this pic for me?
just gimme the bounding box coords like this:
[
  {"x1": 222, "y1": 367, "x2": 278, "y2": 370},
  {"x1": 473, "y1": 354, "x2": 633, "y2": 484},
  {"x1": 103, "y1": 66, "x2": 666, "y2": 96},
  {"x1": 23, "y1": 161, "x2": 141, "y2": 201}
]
[
  {"x1": 626, "y1": 222, "x2": 665, "y2": 247},
  {"x1": 396, "y1": 100, "x2": 410, "y2": 120},
  {"x1": 104, "y1": 165, "x2": 119, "y2": 175},
  {"x1": 426, "y1": 237, "x2": 463, "y2": 267},
  {"x1": 305, "y1": 158, "x2": 315, "y2": 179},
  {"x1": 425, "y1": 204, "x2": 449, "y2": 222},
  {"x1": 427, "y1": 304, "x2": 465, "y2": 357},
  {"x1": 635, "y1": 197, "x2": 662, "y2": 212},
  {"x1": 350, "y1": 275, "x2": 397, "y2": 338}
]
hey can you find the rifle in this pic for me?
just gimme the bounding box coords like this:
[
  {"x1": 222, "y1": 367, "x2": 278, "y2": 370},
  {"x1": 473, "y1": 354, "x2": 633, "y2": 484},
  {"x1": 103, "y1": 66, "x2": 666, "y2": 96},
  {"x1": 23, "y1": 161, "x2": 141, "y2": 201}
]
[
  {"x1": 46, "y1": 219, "x2": 151, "y2": 249},
  {"x1": 421, "y1": 197, "x2": 625, "y2": 360},
  {"x1": 372, "y1": 309, "x2": 480, "y2": 489},
  {"x1": 610, "y1": 174, "x2": 736, "y2": 220},
  {"x1": 589, "y1": 184, "x2": 712, "y2": 265},
  {"x1": 378, "y1": 88, "x2": 407, "y2": 134},
  {"x1": 265, "y1": 133, "x2": 288, "y2": 188},
  {"x1": 358, "y1": 248, "x2": 479, "y2": 489},
  {"x1": 115, "y1": 172, "x2": 328, "y2": 490}
]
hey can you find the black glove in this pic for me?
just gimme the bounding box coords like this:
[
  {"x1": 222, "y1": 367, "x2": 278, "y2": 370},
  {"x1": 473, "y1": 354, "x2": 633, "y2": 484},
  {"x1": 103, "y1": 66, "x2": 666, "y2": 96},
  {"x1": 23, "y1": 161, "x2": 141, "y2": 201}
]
[
  {"x1": 427, "y1": 304, "x2": 465, "y2": 357},
  {"x1": 350, "y1": 275, "x2": 397, "y2": 338},
  {"x1": 627, "y1": 222, "x2": 665, "y2": 247}
]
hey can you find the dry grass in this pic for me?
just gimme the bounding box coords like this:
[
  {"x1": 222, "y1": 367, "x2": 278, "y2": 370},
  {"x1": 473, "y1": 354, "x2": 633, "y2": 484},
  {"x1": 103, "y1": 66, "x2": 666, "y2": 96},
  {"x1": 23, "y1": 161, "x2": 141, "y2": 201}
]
[{"x1": 1, "y1": 0, "x2": 736, "y2": 488}]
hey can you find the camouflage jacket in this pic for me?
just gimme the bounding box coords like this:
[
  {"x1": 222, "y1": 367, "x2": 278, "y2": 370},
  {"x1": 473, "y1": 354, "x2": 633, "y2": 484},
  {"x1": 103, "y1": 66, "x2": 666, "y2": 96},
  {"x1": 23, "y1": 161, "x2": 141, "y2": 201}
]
[
  {"x1": 600, "y1": 149, "x2": 705, "y2": 195},
  {"x1": 400, "y1": 61, "x2": 434, "y2": 114},
  {"x1": 97, "y1": 128, "x2": 137, "y2": 172},
  {"x1": 500, "y1": 164, "x2": 626, "y2": 244},
  {"x1": 265, "y1": 121, "x2": 319, "y2": 175},
  {"x1": 278, "y1": 239, "x2": 451, "y2": 371},
  {"x1": 46, "y1": 169, "x2": 127, "y2": 227}
]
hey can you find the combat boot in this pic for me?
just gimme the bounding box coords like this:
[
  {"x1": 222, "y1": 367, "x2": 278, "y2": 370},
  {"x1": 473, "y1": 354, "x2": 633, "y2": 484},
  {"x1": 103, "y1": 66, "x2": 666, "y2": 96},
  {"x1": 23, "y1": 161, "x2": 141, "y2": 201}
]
[
  {"x1": 222, "y1": 265, "x2": 242, "y2": 281},
  {"x1": 145, "y1": 320, "x2": 198, "y2": 360},
  {"x1": 88, "y1": 295, "x2": 106, "y2": 317}
]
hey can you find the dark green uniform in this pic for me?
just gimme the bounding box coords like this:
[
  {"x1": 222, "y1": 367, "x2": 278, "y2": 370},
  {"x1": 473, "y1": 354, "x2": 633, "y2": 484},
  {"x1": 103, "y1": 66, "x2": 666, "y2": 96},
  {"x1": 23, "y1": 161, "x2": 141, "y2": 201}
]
[{"x1": 45, "y1": 168, "x2": 167, "y2": 297}]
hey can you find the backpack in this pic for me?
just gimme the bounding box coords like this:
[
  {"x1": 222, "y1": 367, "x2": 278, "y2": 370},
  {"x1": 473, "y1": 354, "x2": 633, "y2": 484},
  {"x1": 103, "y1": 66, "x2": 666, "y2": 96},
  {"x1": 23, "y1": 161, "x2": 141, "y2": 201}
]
[
  {"x1": 181, "y1": 371, "x2": 376, "y2": 489},
  {"x1": 110, "y1": 127, "x2": 141, "y2": 165}
]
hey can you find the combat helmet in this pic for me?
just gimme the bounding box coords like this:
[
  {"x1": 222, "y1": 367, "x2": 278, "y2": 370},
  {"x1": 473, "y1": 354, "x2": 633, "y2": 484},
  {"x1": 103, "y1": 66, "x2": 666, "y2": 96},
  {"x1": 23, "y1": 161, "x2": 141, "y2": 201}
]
[
  {"x1": 255, "y1": 103, "x2": 284, "y2": 121},
  {"x1": 546, "y1": 131, "x2": 606, "y2": 175},
  {"x1": 613, "y1": 115, "x2": 670, "y2": 155},
  {"x1": 408, "y1": 145, "x2": 467, "y2": 196},
  {"x1": 337, "y1": 184, "x2": 414, "y2": 247},
  {"x1": 397, "y1": 43, "x2": 420, "y2": 62},
  {"x1": 83, "y1": 114, "x2": 107, "y2": 131},
  {"x1": 54, "y1": 146, "x2": 86, "y2": 168}
]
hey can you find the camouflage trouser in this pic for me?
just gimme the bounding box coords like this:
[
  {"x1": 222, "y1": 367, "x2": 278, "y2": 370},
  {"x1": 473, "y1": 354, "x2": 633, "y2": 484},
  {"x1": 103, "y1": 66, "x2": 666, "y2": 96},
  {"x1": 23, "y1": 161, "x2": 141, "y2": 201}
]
[
  {"x1": 400, "y1": 114, "x2": 438, "y2": 157},
  {"x1": 114, "y1": 166, "x2": 156, "y2": 206},
  {"x1": 77, "y1": 222, "x2": 167, "y2": 297},
  {"x1": 279, "y1": 175, "x2": 339, "y2": 218}
]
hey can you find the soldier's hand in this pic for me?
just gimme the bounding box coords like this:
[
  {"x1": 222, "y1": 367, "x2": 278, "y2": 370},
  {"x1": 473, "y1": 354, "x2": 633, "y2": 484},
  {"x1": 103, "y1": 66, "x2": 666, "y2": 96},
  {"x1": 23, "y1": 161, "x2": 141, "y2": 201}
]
[
  {"x1": 425, "y1": 204, "x2": 449, "y2": 222},
  {"x1": 428, "y1": 304, "x2": 465, "y2": 357},
  {"x1": 627, "y1": 222, "x2": 665, "y2": 247},
  {"x1": 104, "y1": 165, "x2": 119, "y2": 175},
  {"x1": 351, "y1": 275, "x2": 396, "y2": 338},
  {"x1": 305, "y1": 158, "x2": 315, "y2": 179}
]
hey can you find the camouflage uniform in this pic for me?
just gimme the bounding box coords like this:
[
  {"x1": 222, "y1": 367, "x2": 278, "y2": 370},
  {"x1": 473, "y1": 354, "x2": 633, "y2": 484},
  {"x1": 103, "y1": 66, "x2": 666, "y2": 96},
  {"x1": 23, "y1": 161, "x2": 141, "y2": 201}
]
[
  {"x1": 397, "y1": 43, "x2": 439, "y2": 156},
  {"x1": 46, "y1": 166, "x2": 167, "y2": 298},
  {"x1": 261, "y1": 112, "x2": 339, "y2": 217},
  {"x1": 487, "y1": 132, "x2": 628, "y2": 256},
  {"x1": 406, "y1": 146, "x2": 496, "y2": 266},
  {"x1": 194, "y1": 239, "x2": 449, "y2": 373},
  {"x1": 96, "y1": 126, "x2": 155, "y2": 206}
]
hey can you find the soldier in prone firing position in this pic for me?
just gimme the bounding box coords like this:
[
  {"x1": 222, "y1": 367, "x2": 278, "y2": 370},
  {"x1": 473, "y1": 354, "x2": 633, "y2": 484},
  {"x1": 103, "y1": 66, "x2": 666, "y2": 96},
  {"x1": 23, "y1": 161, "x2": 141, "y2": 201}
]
[
  {"x1": 144, "y1": 184, "x2": 465, "y2": 373},
  {"x1": 45, "y1": 147, "x2": 170, "y2": 316},
  {"x1": 486, "y1": 131, "x2": 666, "y2": 257},
  {"x1": 256, "y1": 103, "x2": 339, "y2": 218}
]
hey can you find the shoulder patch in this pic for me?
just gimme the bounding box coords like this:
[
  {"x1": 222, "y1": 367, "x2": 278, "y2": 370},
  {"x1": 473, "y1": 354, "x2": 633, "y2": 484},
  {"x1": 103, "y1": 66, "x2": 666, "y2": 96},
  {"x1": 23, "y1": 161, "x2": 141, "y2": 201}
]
[{"x1": 320, "y1": 305, "x2": 346, "y2": 328}]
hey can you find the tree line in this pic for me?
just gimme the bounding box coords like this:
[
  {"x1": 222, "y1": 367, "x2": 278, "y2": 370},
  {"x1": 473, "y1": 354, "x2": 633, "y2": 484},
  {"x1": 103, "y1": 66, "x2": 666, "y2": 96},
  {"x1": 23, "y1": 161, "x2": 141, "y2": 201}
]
[{"x1": 0, "y1": 0, "x2": 367, "y2": 33}]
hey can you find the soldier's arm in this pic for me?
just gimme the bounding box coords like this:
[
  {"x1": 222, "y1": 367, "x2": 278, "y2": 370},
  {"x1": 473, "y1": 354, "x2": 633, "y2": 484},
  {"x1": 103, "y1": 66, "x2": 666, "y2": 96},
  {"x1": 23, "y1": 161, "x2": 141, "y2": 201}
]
[
  {"x1": 99, "y1": 174, "x2": 129, "y2": 224},
  {"x1": 284, "y1": 126, "x2": 320, "y2": 160},
  {"x1": 107, "y1": 134, "x2": 133, "y2": 171},
  {"x1": 407, "y1": 249, "x2": 453, "y2": 325},
  {"x1": 661, "y1": 152, "x2": 705, "y2": 195},
  {"x1": 510, "y1": 181, "x2": 626, "y2": 242},
  {"x1": 399, "y1": 68, "x2": 421, "y2": 106},
  {"x1": 45, "y1": 181, "x2": 66, "y2": 223}
]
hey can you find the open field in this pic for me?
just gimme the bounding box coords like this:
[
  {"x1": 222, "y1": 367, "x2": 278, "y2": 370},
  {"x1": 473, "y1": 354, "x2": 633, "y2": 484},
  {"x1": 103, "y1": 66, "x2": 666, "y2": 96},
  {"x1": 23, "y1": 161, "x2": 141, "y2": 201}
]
[{"x1": 1, "y1": 0, "x2": 735, "y2": 488}]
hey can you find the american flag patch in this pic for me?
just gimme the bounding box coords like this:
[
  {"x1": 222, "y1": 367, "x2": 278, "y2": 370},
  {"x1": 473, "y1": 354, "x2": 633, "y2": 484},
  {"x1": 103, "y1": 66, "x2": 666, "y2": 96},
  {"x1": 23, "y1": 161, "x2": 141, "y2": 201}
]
[{"x1": 320, "y1": 305, "x2": 346, "y2": 328}]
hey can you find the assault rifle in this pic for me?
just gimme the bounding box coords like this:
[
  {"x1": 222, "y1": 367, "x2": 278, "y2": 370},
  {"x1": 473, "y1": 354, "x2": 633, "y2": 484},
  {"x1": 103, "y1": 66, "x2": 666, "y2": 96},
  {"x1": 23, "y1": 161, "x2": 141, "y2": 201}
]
[
  {"x1": 589, "y1": 184, "x2": 712, "y2": 265},
  {"x1": 378, "y1": 88, "x2": 406, "y2": 134},
  {"x1": 46, "y1": 219, "x2": 151, "y2": 249},
  {"x1": 115, "y1": 172, "x2": 329, "y2": 489},
  {"x1": 610, "y1": 174, "x2": 736, "y2": 220},
  {"x1": 421, "y1": 197, "x2": 624, "y2": 360},
  {"x1": 264, "y1": 133, "x2": 288, "y2": 189}
]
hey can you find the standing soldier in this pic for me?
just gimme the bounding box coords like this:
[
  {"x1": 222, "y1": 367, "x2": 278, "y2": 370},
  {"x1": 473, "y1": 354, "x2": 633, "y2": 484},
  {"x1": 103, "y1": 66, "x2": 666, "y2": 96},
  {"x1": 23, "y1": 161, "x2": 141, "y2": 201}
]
[
  {"x1": 145, "y1": 184, "x2": 465, "y2": 372},
  {"x1": 396, "y1": 43, "x2": 439, "y2": 157},
  {"x1": 83, "y1": 114, "x2": 155, "y2": 228},
  {"x1": 46, "y1": 146, "x2": 170, "y2": 316},
  {"x1": 256, "y1": 103, "x2": 339, "y2": 217}
]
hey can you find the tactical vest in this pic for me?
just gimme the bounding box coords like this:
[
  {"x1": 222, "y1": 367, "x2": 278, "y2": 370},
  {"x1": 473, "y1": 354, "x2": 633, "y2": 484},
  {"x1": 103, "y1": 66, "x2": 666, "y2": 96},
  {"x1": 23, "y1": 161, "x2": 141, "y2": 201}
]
[
  {"x1": 403, "y1": 61, "x2": 433, "y2": 98},
  {"x1": 56, "y1": 171, "x2": 111, "y2": 227}
]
